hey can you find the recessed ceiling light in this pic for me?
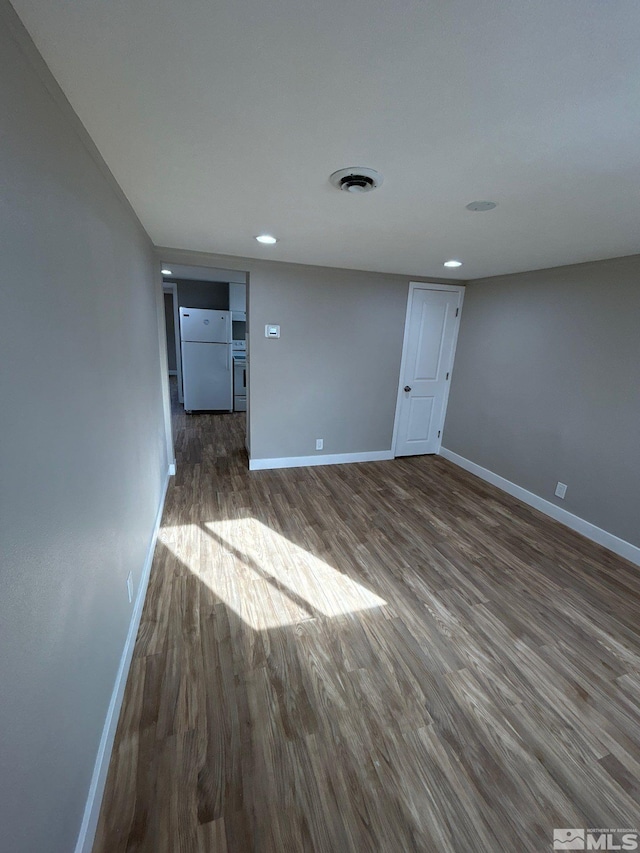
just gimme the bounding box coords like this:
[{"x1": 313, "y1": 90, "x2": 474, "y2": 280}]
[
  {"x1": 161, "y1": 268, "x2": 172, "y2": 275},
  {"x1": 466, "y1": 200, "x2": 497, "y2": 212},
  {"x1": 444, "y1": 260, "x2": 463, "y2": 268},
  {"x1": 256, "y1": 234, "x2": 277, "y2": 244}
]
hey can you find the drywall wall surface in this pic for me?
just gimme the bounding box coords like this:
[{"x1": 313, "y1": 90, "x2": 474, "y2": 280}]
[
  {"x1": 157, "y1": 247, "x2": 463, "y2": 464},
  {"x1": 443, "y1": 254, "x2": 640, "y2": 547},
  {"x1": 173, "y1": 278, "x2": 229, "y2": 311},
  {"x1": 247, "y1": 261, "x2": 410, "y2": 459},
  {"x1": 0, "y1": 6, "x2": 168, "y2": 852}
]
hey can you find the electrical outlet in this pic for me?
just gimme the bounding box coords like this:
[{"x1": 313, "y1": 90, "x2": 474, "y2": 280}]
[
  {"x1": 315, "y1": 438, "x2": 323, "y2": 451},
  {"x1": 555, "y1": 482, "x2": 567, "y2": 499},
  {"x1": 127, "y1": 572, "x2": 134, "y2": 603}
]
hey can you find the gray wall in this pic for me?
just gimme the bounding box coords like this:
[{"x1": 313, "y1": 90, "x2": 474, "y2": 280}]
[
  {"x1": 248, "y1": 262, "x2": 410, "y2": 459},
  {"x1": 0, "y1": 6, "x2": 169, "y2": 853},
  {"x1": 443, "y1": 254, "x2": 640, "y2": 548},
  {"x1": 157, "y1": 248, "x2": 462, "y2": 462},
  {"x1": 172, "y1": 278, "x2": 228, "y2": 311}
]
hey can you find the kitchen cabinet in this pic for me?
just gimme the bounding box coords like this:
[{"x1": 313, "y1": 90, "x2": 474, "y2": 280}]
[{"x1": 229, "y1": 283, "x2": 246, "y2": 315}]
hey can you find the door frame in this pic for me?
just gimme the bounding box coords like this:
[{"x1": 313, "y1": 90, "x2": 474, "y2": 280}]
[
  {"x1": 391, "y1": 281, "x2": 465, "y2": 457},
  {"x1": 163, "y1": 282, "x2": 183, "y2": 404}
]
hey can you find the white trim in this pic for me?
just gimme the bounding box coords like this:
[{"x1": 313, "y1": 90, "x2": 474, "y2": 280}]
[
  {"x1": 74, "y1": 467, "x2": 172, "y2": 853},
  {"x1": 155, "y1": 273, "x2": 176, "y2": 475},
  {"x1": 439, "y1": 448, "x2": 640, "y2": 568},
  {"x1": 407, "y1": 282, "x2": 466, "y2": 293},
  {"x1": 392, "y1": 282, "x2": 465, "y2": 457},
  {"x1": 249, "y1": 449, "x2": 394, "y2": 471}
]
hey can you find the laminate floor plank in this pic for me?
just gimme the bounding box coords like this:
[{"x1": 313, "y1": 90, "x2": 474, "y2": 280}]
[{"x1": 93, "y1": 379, "x2": 640, "y2": 852}]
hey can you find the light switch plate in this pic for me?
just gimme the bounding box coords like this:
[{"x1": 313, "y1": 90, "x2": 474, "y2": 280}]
[
  {"x1": 265, "y1": 324, "x2": 280, "y2": 338},
  {"x1": 555, "y1": 482, "x2": 567, "y2": 499}
]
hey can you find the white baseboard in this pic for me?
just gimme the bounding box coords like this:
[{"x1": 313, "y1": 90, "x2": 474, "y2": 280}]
[
  {"x1": 439, "y1": 447, "x2": 640, "y2": 567},
  {"x1": 249, "y1": 449, "x2": 394, "y2": 471},
  {"x1": 74, "y1": 466, "x2": 171, "y2": 853}
]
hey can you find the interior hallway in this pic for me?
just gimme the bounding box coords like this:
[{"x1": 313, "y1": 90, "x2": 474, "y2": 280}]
[{"x1": 93, "y1": 379, "x2": 640, "y2": 852}]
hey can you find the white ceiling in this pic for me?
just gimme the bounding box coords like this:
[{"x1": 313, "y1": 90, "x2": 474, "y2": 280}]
[{"x1": 12, "y1": 0, "x2": 640, "y2": 279}]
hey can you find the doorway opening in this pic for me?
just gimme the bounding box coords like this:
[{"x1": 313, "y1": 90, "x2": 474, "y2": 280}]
[
  {"x1": 160, "y1": 261, "x2": 249, "y2": 465},
  {"x1": 162, "y1": 282, "x2": 182, "y2": 403}
]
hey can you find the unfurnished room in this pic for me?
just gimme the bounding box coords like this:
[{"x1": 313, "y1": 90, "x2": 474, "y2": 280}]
[{"x1": 1, "y1": 1, "x2": 639, "y2": 852}]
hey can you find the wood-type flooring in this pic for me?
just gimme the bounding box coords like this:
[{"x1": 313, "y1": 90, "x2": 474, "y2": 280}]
[{"x1": 93, "y1": 380, "x2": 640, "y2": 852}]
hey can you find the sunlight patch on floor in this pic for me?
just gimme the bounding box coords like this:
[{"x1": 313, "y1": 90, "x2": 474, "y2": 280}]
[{"x1": 158, "y1": 518, "x2": 386, "y2": 630}]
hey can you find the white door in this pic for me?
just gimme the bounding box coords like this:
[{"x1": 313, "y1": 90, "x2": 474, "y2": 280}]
[{"x1": 394, "y1": 286, "x2": 463, "y2": 456}]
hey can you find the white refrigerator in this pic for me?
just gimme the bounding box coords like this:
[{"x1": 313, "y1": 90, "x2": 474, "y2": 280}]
[{"x1": 179, "y1": 307, "x2": 233, "y2": 412}]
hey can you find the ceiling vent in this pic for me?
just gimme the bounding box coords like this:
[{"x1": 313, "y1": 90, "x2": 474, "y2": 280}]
[{"x1": 329, "y1": 167, "x2": 383, "y2": 194}]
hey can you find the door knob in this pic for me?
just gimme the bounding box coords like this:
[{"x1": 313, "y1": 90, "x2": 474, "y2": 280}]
[{"x1": 404, "y1": 385, "x2": 411, "y2": 392}]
